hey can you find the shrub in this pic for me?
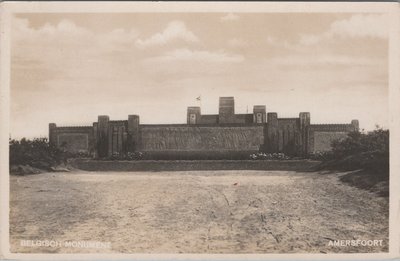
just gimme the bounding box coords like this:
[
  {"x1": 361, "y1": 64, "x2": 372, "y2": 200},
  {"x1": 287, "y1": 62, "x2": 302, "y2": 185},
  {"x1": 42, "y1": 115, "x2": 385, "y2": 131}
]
[
  {"x1": 106, "y1": 151, "x2": 144, "y2": 161},
  {"x1": 250, "y1": 152, "x2": 290, "y2": 160},
  {"x1": 308, "y1": 151, "x2": 334, "y2": 161},
  {"x1": 126, "y1": 152, "x2": 144, "y2": 160},
  {"x1": 324, "y1": 127, "x2": 389, "y2": 174},
  {"x1": 9, "y1": 138, "x2": 67, "y2": 170}
]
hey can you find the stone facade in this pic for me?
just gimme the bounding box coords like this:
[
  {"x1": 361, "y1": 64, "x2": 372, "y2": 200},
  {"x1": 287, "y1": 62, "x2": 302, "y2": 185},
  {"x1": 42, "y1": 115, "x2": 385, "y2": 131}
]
[{"x1": 49, "y1": 97, "x2": 359, "y2": 157}]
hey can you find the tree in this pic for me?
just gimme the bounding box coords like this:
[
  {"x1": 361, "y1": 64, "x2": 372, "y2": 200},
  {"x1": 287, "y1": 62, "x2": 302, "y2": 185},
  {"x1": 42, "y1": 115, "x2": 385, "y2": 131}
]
[{"x1": 329, "y1": 127, "x2": 389, "y2": 174}]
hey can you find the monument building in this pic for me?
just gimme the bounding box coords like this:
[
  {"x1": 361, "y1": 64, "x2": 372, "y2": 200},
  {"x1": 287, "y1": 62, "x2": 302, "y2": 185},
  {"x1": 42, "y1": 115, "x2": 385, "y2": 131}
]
[{"x1": 49, "y1": 97, "x2": 359, "y2": 158}]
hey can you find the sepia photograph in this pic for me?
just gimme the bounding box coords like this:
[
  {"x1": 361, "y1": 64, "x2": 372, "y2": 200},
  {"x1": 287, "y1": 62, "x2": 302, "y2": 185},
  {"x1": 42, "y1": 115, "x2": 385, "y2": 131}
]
[{"x1": 0, "y1": 1, "x2": 399, "y2": 259}]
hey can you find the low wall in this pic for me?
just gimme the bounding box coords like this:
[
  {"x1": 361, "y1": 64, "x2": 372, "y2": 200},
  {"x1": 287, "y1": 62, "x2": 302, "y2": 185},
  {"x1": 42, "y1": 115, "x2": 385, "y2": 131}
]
[{"x1": 70, "y1": 159, "x2": 321, "y2": 172}]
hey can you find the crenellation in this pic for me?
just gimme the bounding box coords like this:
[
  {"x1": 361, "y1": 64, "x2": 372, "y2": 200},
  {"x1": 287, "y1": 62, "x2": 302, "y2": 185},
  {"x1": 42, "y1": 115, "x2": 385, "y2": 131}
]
[
  {"x1": 278, "y1": 118, "x2": 299, "y2": 121},
  {"x1": 309, "y1": 124, "x2": 355, "y2": 132},
  {"x1": 53, "y1": 125, "x2": 93, "y2": 129}
]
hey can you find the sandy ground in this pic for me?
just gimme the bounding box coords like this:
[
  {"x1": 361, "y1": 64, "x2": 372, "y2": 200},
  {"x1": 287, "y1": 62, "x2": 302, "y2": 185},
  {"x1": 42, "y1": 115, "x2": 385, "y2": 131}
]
[{"x1": 10, "y1": 170, "x2": 388, "y2": 253}]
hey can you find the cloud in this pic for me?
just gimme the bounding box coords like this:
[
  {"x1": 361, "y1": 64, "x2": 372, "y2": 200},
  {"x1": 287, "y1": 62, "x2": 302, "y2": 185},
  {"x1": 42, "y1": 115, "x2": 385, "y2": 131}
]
[
  {"x1": 265, "y1": 36, "x2": 297, "y2": 51},
  {"x1": 220, "y1": 13, "x2": 240, "y2": 22},
  {"x1": 12, "y1": 17, "x2": 139, "y2": 55},
  {"x1": 298, "y1": 14, "x2": 389, "y2": 46},
  {"x1": 269, "y1": 54, "x2": 384, "y2": 67},
  {"x1": 299, "y1": 34, "x2": 321, "y2": 46},
  {"x1": 146, "y1": 48, "x2": 244, "y2": 63},
  {"x1": 228, "y1": 38, "x2": 247, "y2": 48},
  {"x1": 102, "y1": 28, "x2": 139, "y2": 45},
  {"x1": 11, "y1": 16, "x2": 147, "y2": 101},
  {"x1": 329, "y1": 14, "x2": 389, "y2": 39},
  {"x1": 141, "y1": 48, "x2": 244, "y2": 77},
  {"x1": 10, "y1": 14, "x2": 388, "y2": 138},
  {"x1": 135, "y1": 20, "x2": 198, "y2": 48},
  {"x1": 44, "y1": 19, "x2": 88, "y2": 35},
  {"x1": 12, "y1": 18, "x2": 93, "y2": 44}
]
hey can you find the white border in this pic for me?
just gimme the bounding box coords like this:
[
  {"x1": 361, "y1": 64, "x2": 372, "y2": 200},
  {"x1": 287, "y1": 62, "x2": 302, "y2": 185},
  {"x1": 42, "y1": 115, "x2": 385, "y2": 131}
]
[
  {"x1": 0, "y1": 3, "x2": 11, "y2": 260},
  {"x1": 0, "y1": 1, "x2": 399, "y2": 260}
]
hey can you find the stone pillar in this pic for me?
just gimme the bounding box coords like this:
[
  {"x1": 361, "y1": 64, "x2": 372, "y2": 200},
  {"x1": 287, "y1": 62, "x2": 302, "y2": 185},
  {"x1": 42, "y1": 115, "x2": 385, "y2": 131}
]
[
  {"x1": 351, "y1": 119, "x2": 359, "y2": 131},
  {"x1": 97, "y1": 115, "x2": 109, "y2": 158},
  {"x1": 128, "y1": 115, "x2": 140, "y2": 152},
  {"x1": 93, "y1": 122, "x2": 98, "y2": 158},
  {"x1": 219, "y1": 97, "x2": 235, "y2": 124},
  {"x1": 187, "y1": 107, "x2": 201, "y2": 124},
  {"x1": 278, "y1": 129, "x2": 284, "y2": 152},
  {"x1": 267, "y1": 112, "x2": 278, "y2": 152},
  {"x1": 49, "y1": 123, "x2": 57, "y2": 146},
  {"x1": 122, "y1": 126, "x2": 128, "y2": 153},
  {"x1": 253, "y1": 105, "x2": 266, "y2": 123},
  {"x1": 108, "y1": 125, "x2": 113, "y2": 157},
  {"x1": 299, "y1": 112, "x2": 310, "y2": 156}
]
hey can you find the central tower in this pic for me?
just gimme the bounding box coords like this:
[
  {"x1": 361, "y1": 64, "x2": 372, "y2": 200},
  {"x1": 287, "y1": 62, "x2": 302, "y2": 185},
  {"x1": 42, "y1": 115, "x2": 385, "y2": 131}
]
[{"x1": 218, "y1": 97, "x2": 235, "y2": 123}]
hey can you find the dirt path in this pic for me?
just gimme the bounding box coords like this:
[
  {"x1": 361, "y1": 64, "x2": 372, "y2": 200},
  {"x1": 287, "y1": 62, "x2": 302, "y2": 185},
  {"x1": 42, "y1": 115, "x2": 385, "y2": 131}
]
[{"x1": 9, "y1": 170, "x2": 388, "y2": 253}]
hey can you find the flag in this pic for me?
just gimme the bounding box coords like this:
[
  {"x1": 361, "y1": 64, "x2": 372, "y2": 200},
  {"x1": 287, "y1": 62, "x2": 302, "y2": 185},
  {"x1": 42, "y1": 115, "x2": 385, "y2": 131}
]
[{"x1": 196, "y1": 96, "x2": 201, "y2": 101}]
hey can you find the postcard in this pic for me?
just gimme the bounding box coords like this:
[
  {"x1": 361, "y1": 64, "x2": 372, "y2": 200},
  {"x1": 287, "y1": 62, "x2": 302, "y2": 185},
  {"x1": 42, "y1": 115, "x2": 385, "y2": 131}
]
[{"x1": 0, "y1": 1, "x2": 399, "y2": 260}]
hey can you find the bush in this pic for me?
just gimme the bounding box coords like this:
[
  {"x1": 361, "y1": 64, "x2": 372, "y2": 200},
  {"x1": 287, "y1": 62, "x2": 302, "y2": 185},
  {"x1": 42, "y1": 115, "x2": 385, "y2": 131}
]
[
  {"x1": 126, "y1": 152, "x2": 144, "y2": 160},
  {"x1": 322, "y1": 127, "x2": 389, "y2": 174},
  {"x1": 9, "y1": 138, "x2": 67, "y2": 170},
  {"x1": 106, "y1": 151, "x2": 144, "y2": 161},
  {"x1": 250, "y1": 152, "x2": 290, "y2": 160},
  {"x1": 308, "y1": 151, "x2": 334, "y2": 161}
]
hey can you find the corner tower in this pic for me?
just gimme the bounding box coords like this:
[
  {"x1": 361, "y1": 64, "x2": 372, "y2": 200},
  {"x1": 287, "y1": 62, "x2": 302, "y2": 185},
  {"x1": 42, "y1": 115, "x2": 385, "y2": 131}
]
[
  {"x1": 97, "y1": 115, "x2": 110, "y2": 158},
  {"x1": 253, "y1": 105, "x2": 266, "y2": 123},
  {"x1": 187, "y1": 107, "x2": 201, "y2": 124},
  {"x1": 299, "y1": 112, "x2": 310, "y2": 156},
  {"x1": 128, "y1": 115, "x2": 140, "y2": 151}
]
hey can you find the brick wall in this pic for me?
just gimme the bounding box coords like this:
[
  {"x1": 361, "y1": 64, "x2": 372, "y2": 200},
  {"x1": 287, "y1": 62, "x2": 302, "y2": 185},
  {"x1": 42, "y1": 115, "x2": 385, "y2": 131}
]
[
  {"x1": 308, "y1": 124, "x2": 356, "y2": 153},
  {"x1": 48, "y1": 107, "x2": 358, "y2": 158},
  {"x1": 277, "y1": 118, "x2": 299, "y2": 155},
  {"x1": 138, "y1": 125, "x2": 265, "y2": 152},
  {"x1": 49, "y1": 125, "x2": 94, "y2": 154}
]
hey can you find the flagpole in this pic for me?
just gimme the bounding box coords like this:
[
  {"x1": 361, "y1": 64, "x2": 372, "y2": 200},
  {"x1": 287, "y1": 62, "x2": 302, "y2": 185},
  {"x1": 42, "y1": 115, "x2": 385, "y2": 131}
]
[{"x1": 196, "y1": 95, "x2": 201, "y2": 110}]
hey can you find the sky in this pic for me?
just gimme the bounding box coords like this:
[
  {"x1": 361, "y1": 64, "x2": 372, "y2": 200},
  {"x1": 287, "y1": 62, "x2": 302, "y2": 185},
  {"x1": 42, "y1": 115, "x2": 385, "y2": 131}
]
[{"x1": 10, "y1": 13, "x2": 389, "y2": 139}]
